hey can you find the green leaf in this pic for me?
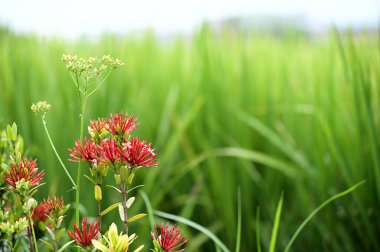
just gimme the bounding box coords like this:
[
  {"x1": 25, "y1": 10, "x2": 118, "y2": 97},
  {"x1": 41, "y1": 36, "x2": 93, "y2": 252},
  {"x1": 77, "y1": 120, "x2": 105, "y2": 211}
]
[
  {"x1": 46, "y1": 226, "x2": 55, "y2": 239},
  {"x1": 57, "y1": 240, "x2": 75, "y2": 252},
  {"x1": 235, "y1": 187, "x2": 242, "y2": 252},
  {"x1": 106, "y1": 185, "x2": 121, "y2": 193},
  {"x1": 212, "y1": 147, "x2": 301, "y2": 179},
  {"x1": 100, "y1": 202, "x2": 121, "y2": 216},
  {"x1": 127, "y1": 184, "x2": 144, "y2": 193},
  {"x1": 238, "y1": 111, "x2": 314, "y2": 174},
  {"x1": 256, "y1": 207, "x2": 261, "y2": 252},
  {"x1": 62, "y1": 204, "x2": 70, "y2": 215},
  {"x1": 154, "y1": 210, "x2": 230, "y2": 252},
  {"x1": 133, "y1": 245, "x2": 144, "y2": 252},
  {"x1": 284, "y1": 181, "x2": 365, "y2": 252},
  {"x1": 269, "y1": 192, "x2": 283, "y2": 252},
  {"x1": 127, "y1": 213, "x2": 147, "y2": 223},
  {"x1": 83, "y1": 175, "x2": 96, "y2": 184},
  {"x1": 55, "y1": 228, "x2": 66, "y2": 241},
  {"x1": 140, "y1": 190, "x2": 155, "y2": 231},
  {"x1": 39, "y1": 239, "x2": 54, "y2": 251}
]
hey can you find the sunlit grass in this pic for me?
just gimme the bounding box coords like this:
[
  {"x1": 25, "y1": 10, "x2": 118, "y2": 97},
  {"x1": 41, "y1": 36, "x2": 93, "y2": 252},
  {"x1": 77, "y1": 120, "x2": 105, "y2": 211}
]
[{"x1": 0, "y1": 26, "x2": 378, "y2": 251}]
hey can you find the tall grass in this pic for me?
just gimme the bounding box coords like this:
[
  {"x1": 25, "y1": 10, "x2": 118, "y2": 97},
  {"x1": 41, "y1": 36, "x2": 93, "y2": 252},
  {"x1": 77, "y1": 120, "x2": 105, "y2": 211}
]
[{"x1": 0, "y1": 25, "x2": 379, "y2": 251}]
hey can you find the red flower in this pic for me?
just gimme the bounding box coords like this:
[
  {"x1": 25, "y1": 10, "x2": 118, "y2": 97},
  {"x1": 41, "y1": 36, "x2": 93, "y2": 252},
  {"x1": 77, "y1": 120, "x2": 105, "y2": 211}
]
[
  {"x1": 151, "y1": 223, "x2": 187, "y2": 252},
  {"x1": 69, "y1": 137, "x2": 102, "y2": 165},
  {"x1": 89, "y1": 118, "x2": 106, "y2": 133},
  {"x1": 32, "y1": 202, "x2": 48, "y2": 223},
  {"x1": 105, "y1": 112, "x2": 139, "y2": 136},
  {"x1": 45, "y1": 196, "x2": 65, "y2": 212},
  {"x1": 100, "y1": 138, "x2": 121, "y2": 164},
  {"x1": 68, "y1": 218, "x2": 100, "y2": 247},
  {"x1": 2, "y1": 158, "x2": 44, "y2": 189},
  {"x1": 122, "y1": 137, "x2": 158, "y2": 167}
]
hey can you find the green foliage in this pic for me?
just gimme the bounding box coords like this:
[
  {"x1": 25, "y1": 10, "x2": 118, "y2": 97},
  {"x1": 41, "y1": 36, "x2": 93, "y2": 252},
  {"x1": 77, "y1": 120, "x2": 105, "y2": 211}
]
[{"x1": 0, "y1": 26, "x2": 378, "y2": 251}]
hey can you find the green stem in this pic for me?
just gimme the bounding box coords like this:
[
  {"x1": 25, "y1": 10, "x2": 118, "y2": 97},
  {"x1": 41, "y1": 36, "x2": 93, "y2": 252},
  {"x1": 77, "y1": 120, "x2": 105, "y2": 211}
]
[
  {"x1": 120, "y1": 183, "x2": 128, "y2": 235},
  {"x1": 87, "y1": 71, "x2": 112, "y2": 97},
  {"x1": 27, "y1": 213, "x2": 38, "y2": 252},
  {"x1": 76, "y1": 97, "x2": 86, "y2": 225},
  {"x1": 30, "y1": 216, "x2": 39, "y2": 252},
  {"x1": 42, "y1": 116, "x2": 76, "y2": 188}
]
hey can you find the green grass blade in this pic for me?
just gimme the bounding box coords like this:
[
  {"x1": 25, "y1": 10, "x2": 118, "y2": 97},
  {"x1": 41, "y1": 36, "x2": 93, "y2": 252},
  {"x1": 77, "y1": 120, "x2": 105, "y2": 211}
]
[
  {"x1": 238, "y1": 111, "x2": 313, "y2": 174},
  {"x1": 235, "y1": 187, "x2": 242, "y2": 252},
  {"x1": 284, "y1": 180, "x2": 365, "y2": 252},
  {"x1": 256, "y1": 207, "x2": 262, "y2": 252},
  {"x1": 140, "y1": 190, "x2": 155, "y2": 231},
  {"x1": 269, "y1": 192, "x2": 284, "y2": 252},
  {"x1": 212, "y1": 147, "x2": 301, "y2": 179},
  {"x1": 154, "y1": 210, "x2": 231, "y2": 252}
]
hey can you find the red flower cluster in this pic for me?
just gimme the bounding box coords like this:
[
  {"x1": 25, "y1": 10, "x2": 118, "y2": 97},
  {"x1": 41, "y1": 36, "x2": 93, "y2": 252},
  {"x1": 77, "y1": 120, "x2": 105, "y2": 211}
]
[
  {"x1": 105, "y1": 112, "x2": 139, "y2": 136},
  {"x1": 123, "y1": 137, "x2": 158, "y2": 167},
  {"x1": 101, "y1": 138, "x2": 121, "y2": 164},
  {"x1": 89, "y1": 118, "x2": 107, "y2": 134},
  {"x1": 2, "y1": 158, "x2": 44, "y2": 189},
  {"x1": 151, "y1": 223, "x2": 187, "y2": 252},
  {"x1": 45, "y1": 196, "x2": 65, "y2": 212},
  {"x1": 69, "y1": 137, "x2": 102, "y2": 165},
  {"x1": 69, "y1": 112, "x2": 158, "y2": 169},
  {"x1": 32, "y1": 202, "x2": 49, "y2": 223},
  {"x1": 68, "y1": 218, "x2": 100, "y2": 247},
  {"x1": 32, "y1": 196, "x2": 66, "y2": 224}
]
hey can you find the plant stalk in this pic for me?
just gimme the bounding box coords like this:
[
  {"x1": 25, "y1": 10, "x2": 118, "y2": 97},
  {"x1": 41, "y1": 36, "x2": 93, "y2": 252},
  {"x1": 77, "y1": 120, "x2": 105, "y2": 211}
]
[
  {"x1": 120, "y1": 183, "x2": 128, "y2": 235},
  {"x1": 76, "y1": 96, "x2": 86, "y2": 225},
  {"x1": 27, "y1": 214, "x2": 37, "y2": 252},
  {"x1": 42, "y1": 116, "x2": 76, "y2": 188}
]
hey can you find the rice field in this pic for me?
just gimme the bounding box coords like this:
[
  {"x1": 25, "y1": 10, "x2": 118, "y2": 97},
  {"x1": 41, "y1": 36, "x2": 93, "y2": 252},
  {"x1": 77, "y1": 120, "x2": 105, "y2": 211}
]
[{"x1": 0, "y1": 25, "x2": 379, "y2": 251}]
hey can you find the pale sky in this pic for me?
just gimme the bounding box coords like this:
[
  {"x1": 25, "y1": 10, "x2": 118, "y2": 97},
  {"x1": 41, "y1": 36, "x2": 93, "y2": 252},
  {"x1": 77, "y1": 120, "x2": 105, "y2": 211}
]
[{"x1": 0, "y1": 0, "x2": 378, "y2": 38}]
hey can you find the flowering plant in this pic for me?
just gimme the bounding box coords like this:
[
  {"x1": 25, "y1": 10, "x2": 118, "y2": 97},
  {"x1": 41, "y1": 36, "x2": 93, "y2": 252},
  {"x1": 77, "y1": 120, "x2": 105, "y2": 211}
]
[{"x1": 0, "y1": 54, "x2": 187, "y2": 251}]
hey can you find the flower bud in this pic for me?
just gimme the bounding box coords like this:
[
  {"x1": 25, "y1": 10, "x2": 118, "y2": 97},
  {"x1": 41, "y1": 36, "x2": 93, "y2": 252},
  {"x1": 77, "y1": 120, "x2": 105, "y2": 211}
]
[
  {"x1": 94, "y1": 185, "x2": 102, "y2": 201},
  {"x1": 114, "y1": 174, "x2": 121, "y2": 185},
  {"x1": 127, "y1": 172, "x2": 135, "y2": 185},
  {"x1": 6, "y1": 123, "x2": 17, "y2": 142},
  {"x1": 120, "y1": 166, "x2": 128, "y2": 182}
]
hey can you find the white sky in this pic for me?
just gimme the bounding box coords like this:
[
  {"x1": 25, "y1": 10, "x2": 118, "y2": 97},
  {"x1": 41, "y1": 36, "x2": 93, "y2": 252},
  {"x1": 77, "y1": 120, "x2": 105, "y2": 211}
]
[{"x1": 0, "y1": 0, "x2": 378, "y2": 38}]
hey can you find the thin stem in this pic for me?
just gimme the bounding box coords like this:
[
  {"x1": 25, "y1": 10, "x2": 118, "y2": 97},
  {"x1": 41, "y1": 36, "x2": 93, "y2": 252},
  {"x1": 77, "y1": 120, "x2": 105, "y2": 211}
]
[
  {"x1": 42, "y1": 116, "x2": 76, "y2": 188},
  {"x1": 31, "y1": 216, "x2": 39, "y2": 252},
  {"x1": 76, "y1": 96, "x2": 86, "y2": 225},
  {"x1": 87, "y1": 71, "x2": 112, "y2": 97},
  {"x1": 120, "y1": 183, "x2": 128, "y2": 235},
  {"x1": 27, "y1": 215, "x2": 35, "y2": 252}
]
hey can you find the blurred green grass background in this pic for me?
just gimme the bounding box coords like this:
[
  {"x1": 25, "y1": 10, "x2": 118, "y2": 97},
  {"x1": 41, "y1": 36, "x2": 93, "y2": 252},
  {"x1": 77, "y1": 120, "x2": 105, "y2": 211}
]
[{"x1": 0, "y1": 25, "x2": 379, "y2": 251}]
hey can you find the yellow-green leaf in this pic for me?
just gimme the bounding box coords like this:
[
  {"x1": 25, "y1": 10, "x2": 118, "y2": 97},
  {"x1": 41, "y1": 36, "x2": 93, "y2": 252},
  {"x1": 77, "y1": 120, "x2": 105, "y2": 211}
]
[
  {"x1": 127, "y1": 213, "x2": 147, "y2": 223},
  {"x1": 126, "y1": 197, "x2": 135, "y2": 209},
  {"x1": 100, "y1": 202, "x2": 121, "y2": 216},
  {"x1": 134, "y1": 245, "x2": 144, "y2": 252}
]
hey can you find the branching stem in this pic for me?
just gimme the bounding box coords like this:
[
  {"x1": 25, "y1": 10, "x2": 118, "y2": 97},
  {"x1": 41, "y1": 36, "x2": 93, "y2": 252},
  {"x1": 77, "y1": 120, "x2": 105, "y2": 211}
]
[{"x1": 41, "y1": 116, "x2": 76, "y2": 188}]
